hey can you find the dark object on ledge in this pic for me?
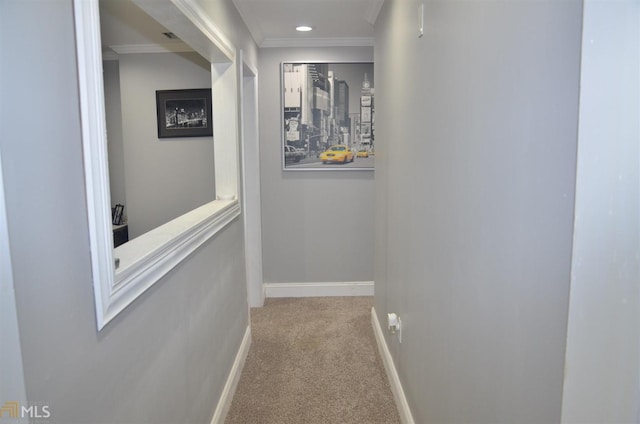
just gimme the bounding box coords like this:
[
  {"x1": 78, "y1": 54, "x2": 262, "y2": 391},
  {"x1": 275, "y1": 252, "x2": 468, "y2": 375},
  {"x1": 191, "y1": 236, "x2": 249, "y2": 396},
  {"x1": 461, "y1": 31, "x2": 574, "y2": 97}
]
[{"x1": 113, "y1": 224, "x2": 128, "y2": 248}]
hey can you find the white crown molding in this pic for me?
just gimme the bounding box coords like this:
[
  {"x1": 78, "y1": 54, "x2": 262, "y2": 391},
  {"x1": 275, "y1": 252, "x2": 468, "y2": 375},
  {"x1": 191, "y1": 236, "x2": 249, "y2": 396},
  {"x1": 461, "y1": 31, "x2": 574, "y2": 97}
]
[
  {"x1": 365, "y1": 0, "x2": 385, "y2": 25},
  {"x1": 232, "y1": 0, "x2": 265, "y2": 47},
  {"x1": 109, "y1": 42, "x2": 193, "y2": 55},
  {"x1": 260, "y1": 37, "x2": 375, "y2": 48}
]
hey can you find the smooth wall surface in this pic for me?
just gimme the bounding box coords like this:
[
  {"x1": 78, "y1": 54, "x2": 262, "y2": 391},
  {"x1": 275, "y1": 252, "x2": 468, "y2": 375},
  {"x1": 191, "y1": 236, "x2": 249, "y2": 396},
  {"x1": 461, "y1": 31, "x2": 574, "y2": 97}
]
[
  {"x1": 118, "y1": 52, "x2": 216, "y2": 239},
  {"x1": 0, "y1": 151, "x2": 27, "y2": 424},
  {"x1": 374, "y1": 1, "x2": 582, "y2": 422},
  {"x1": 103, "y1": 60, "x2": 127, "y2": 208},
  {"x1": 561, "y1": 1, "x2": 640, "y2": 421},
  {"x1": 194, "y1": 0, "x2": 258, "y2": 73},
  {"x1": 259, "y1": 47, "x2": 375, "y2": 284},
  {"x1": 0, "y1": 1, "x2": 253, "y2": 422}
]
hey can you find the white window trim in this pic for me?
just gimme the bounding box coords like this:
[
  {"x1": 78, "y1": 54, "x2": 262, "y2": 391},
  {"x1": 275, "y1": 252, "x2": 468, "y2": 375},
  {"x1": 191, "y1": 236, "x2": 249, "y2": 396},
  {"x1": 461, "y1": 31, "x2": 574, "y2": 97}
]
[{"x1": 74, "y1": 0, "x2": 240, "y2": 330}]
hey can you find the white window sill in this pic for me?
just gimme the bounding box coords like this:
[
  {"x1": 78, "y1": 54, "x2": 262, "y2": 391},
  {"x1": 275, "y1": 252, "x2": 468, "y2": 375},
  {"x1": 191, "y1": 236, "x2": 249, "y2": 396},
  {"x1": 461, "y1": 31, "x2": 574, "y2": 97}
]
[{"x1": 105, "y1": 199, "x2": 240, "y2": 321}]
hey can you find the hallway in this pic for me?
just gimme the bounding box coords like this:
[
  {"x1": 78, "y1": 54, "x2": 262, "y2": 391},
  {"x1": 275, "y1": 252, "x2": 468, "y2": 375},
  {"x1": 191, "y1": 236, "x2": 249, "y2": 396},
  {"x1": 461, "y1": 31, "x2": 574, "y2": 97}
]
[
  {"x1": 2, "y1": 0, "x2": 638, "y2": 422},
  {"x1": 225, "y1": 297, "x2": 400, "y2": 424}
]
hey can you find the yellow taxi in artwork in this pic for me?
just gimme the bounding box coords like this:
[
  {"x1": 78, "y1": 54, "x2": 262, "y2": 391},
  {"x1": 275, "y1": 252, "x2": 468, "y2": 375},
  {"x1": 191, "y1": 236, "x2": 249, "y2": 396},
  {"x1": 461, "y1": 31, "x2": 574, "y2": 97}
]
[
  {"x1": 356, "y1": 149, "x2": 369, "y2": 158},
  {"x1": 319, "y1": 145, "x2": 354, "y2": 164}
]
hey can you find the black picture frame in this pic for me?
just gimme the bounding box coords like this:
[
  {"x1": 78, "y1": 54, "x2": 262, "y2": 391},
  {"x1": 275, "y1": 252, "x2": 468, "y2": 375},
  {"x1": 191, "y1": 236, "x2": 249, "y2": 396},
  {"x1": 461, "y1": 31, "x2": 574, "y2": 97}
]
[
  {"x1": 156, "y1": 88, "x2": 213, "y2": 138},
  {"x1": 112, "y1": 204, "x2": 124, "y2": 225}
]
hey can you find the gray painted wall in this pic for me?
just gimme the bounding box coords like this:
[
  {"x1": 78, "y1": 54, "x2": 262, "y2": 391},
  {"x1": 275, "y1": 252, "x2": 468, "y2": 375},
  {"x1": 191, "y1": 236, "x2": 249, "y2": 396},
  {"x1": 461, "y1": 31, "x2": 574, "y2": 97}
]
[
  {"x1": 193, "y1": 0, "x2": 258, "y2": 73},
  {"x1": 118, "y1": 52, "x2": 216, "y2": 239},
  {"x1": 0, "y1": 1, "x2": 252, "y2": 422},
  {"x1": 258, "y1": 47, "x2": 375, "y2": 284},
  {"x1": 561, "y1": 1, "x2": 640, "y2": 421},
  {"x1": 374, "y1": 1, "x2": 582, "y2": 422},
  {"x1": 103, "y1": 60, "x2": 127, "y2": 209},
  {"x1": 0, "y1": 151, "x2": 28, "y2": 424}
]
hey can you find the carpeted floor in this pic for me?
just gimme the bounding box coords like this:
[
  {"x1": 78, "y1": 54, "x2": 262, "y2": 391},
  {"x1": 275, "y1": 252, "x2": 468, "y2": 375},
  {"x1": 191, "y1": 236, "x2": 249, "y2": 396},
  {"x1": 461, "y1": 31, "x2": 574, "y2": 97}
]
[{"x1": 225, "y1": 297, "x2": 401, "y2": 424}]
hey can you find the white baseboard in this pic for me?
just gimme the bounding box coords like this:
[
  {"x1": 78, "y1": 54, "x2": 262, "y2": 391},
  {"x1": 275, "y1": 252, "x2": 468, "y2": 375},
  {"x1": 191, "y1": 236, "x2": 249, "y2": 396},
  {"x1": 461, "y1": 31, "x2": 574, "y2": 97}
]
[
  {"x1": 210, "y1": 325, "x2": 251, "y2": 424},
  {"x1": 263, "y1": 281, "x2": 374, "y2": 298},
  {"x1": 371, "y1": 307, "x2": 415, "y2": 424}
]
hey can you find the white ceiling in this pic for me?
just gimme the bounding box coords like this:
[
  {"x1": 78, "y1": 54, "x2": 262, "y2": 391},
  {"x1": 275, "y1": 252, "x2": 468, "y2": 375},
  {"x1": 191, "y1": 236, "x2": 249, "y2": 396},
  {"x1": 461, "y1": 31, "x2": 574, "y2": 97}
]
[
  {"x1": 100, "y1": 0, "x2": 190, "y2": 54},
  {"x1": 232, "y1": 0, "x2": 384, "y2": 47},
  {"x1": 100, "y1": 0, "x2": 161, "y2": 46},
  {"x1": 99, "y1": 0, "x2": 384, "y2": 52}
]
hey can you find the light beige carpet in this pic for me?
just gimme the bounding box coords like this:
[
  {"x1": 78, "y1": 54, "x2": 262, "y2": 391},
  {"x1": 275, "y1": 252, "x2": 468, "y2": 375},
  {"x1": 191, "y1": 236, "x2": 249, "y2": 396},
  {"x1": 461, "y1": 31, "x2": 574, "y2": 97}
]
[{"x1": 225, "y1": 297, "x2": 401, "y2": 424}]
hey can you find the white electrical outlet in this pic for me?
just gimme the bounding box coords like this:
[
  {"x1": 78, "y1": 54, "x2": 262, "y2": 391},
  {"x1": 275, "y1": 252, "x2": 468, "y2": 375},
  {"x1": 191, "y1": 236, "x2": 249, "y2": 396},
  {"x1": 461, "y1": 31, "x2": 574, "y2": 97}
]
[{"x1": 387, "y1": 313, "x2": 402, "y2": 343}]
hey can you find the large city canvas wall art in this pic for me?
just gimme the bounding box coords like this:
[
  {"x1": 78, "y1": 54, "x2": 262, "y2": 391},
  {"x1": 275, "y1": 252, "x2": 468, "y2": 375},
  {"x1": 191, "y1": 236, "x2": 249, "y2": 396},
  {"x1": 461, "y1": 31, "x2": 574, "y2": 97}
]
[{"x1": 281, "y1": 62, "x2": 375, "y2": 171}]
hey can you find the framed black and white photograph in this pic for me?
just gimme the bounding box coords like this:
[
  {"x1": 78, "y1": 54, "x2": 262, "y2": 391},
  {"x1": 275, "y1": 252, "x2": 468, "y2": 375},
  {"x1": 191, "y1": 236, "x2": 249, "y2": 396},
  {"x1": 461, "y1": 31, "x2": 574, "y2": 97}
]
[
  {"x1": 156, "y1": 88, "x2": 213, "y2": 138},
  {"x1": 281, "y1": 62, "x2": 375, "y2": 171},
  {"x1": 112, "y1": 204, "x2": 124, "y2": 225}
]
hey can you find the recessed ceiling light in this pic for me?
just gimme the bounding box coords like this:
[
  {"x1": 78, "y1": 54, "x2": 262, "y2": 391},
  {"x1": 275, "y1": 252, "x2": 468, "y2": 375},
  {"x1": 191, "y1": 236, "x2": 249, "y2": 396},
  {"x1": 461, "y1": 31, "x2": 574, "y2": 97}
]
[{"x1": 296, "y1": 25, "x2": 313, "y2": 32}]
